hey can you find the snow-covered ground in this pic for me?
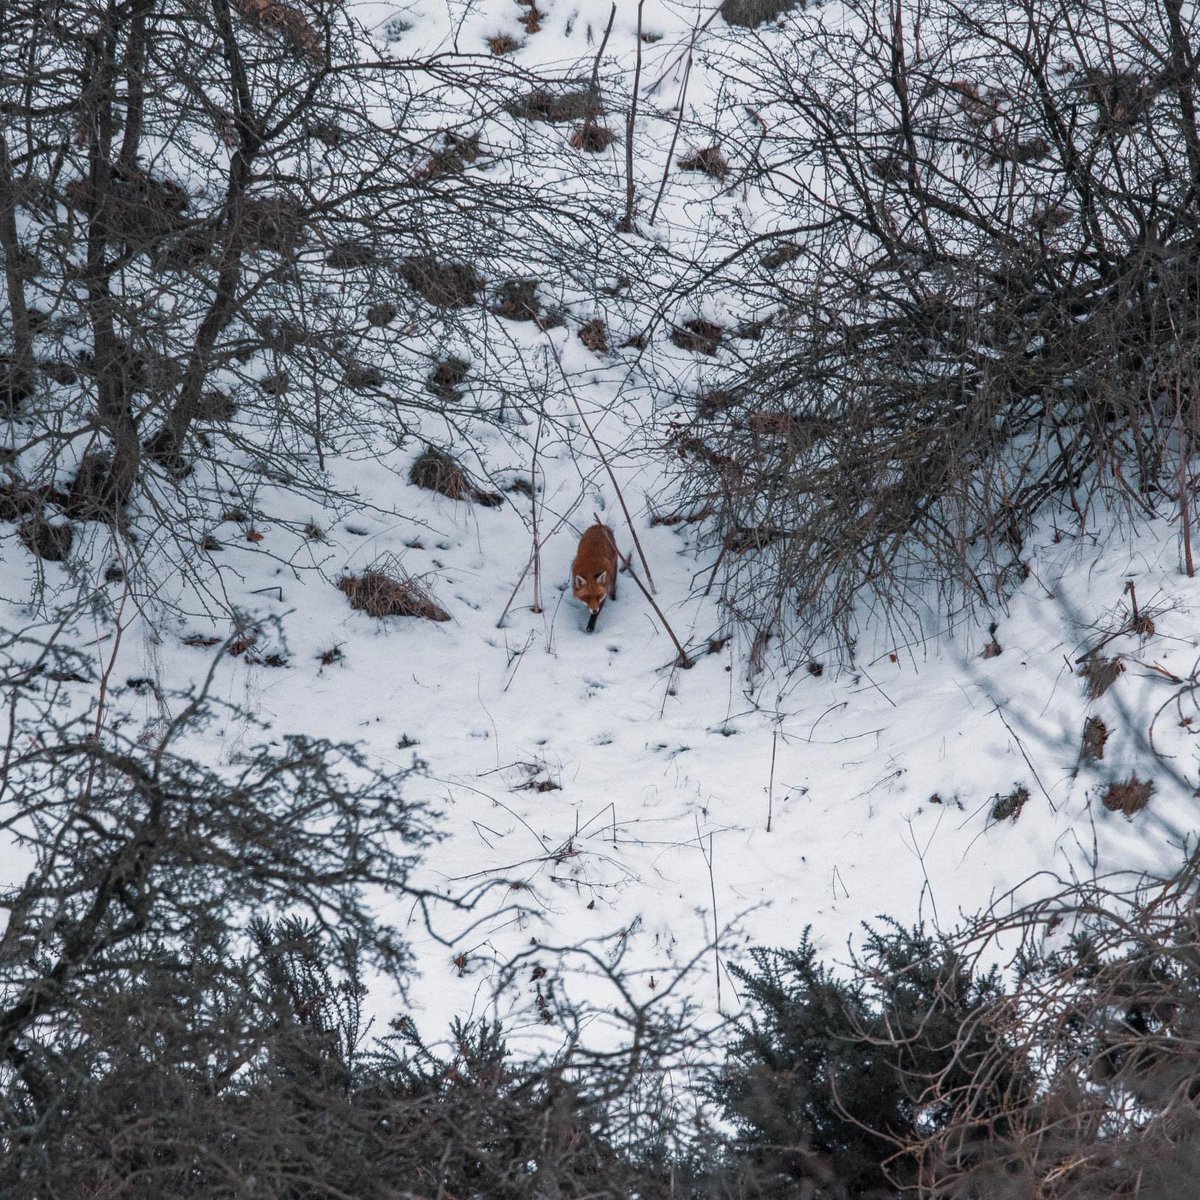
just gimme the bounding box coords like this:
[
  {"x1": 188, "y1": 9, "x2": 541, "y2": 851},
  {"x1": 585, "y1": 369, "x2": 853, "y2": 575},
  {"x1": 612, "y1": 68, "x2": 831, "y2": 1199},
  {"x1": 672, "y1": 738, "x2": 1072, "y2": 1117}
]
[{"x1": 6, "y1": 381, "x2": 1197, "y2": 1052}]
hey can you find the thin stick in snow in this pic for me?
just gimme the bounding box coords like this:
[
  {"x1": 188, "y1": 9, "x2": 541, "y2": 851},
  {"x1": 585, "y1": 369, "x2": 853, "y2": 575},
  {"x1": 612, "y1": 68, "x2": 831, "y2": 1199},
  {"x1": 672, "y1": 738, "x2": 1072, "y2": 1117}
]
[
  {"x1": 539, "y1": 329, "x2": 657, "y2": 592},
  {"x1": 531, "y1": 406, "x2": 544, "y2": 613},
  {"x1": 86, "y1": 566, "x2": 131, "y2": 801},
  {"x1": 645, "y1": 6, "x2": 721, "y2": 94},
  {"x1": 697, "y1": 822, "x2": 722, "y2": 1013},
  {"x1": 581, "y1": 3, "x2": 617, "y2": 150},
  {"x1": 831, "y1": 864, "x2": 849, "y2": 900},
  {"x1": 990, "y1": 699, "x2": 1056, "y2": 813},
  {"x1": 496, "y1": 487, "x2": 597, "y2": 628},
  {"x1": 609, "y1": 534, "x2": 693, "y2": 667},
  {"x1": 766, "y1": 727, "x2": 777, "y2": 832},
  {"x1": 709, "y1": 832, "x2": 720, "y2": 1012},
  {"x1": 618, "y1": 0, "x2": 645, "y2": 232},
  {"x1": 570, "y1": 393, "x2": 657, "y2": 592},
  {"x1": 1178, "y1": 373, "x2": 1194, "y2": 577},
  {"x1": 649, "y1": 52, "x2": 693, "y2": 228}
]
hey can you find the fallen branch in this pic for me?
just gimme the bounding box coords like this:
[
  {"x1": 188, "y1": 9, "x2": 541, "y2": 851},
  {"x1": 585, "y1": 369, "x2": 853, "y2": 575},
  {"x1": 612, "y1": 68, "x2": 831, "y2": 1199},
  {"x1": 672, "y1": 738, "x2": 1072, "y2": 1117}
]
[
  {"x1": 538, "y1": 329, "x2": 657, "y2": 593},
  {"x1": 613, "y1": 539, "x2": 693, "y2": 667}
]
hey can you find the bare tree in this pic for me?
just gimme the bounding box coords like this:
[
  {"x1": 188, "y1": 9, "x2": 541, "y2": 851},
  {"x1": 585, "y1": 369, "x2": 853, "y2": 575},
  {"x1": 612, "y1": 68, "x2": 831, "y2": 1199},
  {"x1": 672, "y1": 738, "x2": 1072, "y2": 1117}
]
[
  {"x1": 669, "y1": 0, "x2": 1200, "y2": 663},
  {"x1": 0, "y1": 0, "x2": 649, "y2": 615},
  {"x1": 894, "y1": 859, "x2": 1200, "y2": 1199},
  {"x1": 0, "y1": 631, "x2": 717, "y2": 1198}
]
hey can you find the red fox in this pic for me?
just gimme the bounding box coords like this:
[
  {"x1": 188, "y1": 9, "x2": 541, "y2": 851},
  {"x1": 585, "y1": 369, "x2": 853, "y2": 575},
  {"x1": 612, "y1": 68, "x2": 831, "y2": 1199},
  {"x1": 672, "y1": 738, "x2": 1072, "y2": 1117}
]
[{"x1": 572, "y1": 523, "x2": 618, "y2": 632}]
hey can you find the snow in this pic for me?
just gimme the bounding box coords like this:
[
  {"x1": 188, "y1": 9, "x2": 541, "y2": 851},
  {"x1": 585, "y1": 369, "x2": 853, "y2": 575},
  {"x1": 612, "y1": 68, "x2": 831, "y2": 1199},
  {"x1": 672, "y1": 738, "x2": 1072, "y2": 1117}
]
[{"x1": 7, "y1": 439, "x2": 1198, "y2": 1052}]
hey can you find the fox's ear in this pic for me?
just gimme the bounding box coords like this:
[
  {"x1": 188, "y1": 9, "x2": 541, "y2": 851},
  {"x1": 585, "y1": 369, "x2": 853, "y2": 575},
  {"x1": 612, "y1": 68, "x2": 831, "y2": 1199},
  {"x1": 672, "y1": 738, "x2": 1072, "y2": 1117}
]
[
  {"x1": 574, "y1": 574, "x2": 586, "y2": 588},
  {"x1": 596, "y1": 570, "x2": 607, "y2": 585}
]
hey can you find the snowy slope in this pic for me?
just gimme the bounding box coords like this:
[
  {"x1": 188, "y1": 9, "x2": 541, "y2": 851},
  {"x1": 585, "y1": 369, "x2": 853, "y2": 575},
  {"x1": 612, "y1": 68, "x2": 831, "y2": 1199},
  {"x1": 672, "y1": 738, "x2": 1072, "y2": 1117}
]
[{"x1": 7, "y1": 404, "x2": 1196, "y2": 1051}]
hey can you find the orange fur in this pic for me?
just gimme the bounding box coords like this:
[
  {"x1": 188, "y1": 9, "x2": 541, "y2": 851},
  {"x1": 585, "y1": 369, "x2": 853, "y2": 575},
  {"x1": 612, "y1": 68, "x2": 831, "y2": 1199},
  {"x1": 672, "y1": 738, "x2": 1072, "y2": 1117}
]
[{"x1": 571, "y1": 523, "x2": 618, "y2": 619}]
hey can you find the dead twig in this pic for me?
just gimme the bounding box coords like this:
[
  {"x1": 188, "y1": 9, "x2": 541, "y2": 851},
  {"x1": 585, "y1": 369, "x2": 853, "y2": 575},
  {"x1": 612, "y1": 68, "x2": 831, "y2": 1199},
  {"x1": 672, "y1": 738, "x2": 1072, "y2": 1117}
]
[
  {"x1": 618, "y1": 0, "x2": 646, "y2": 232},
  {"x1": 580, "y1": 3, "x2": 617, "y2": 150},
  {"x1": 649, "y1": 53, "x2": 694, "y2": 227},
  {"x1": 766, "y1": 727, "x2": 777, "y2": 833},
  {"x1": 538, "y1": 331, "x2": 657, "y2": 593},
  {"x1": 613, "y1": 541, "x2": 693, "y2": 667}
]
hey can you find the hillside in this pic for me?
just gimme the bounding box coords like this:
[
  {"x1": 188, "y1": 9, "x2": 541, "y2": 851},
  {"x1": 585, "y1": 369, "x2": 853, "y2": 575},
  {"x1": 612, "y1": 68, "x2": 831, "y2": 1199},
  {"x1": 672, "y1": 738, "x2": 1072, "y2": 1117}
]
[
  {"x1": 4, "y1": 0, "x2": 1198, "y2": 1040},
  {"x1": 4, "y1": 0, "x2": 1200, "y2": 1187}
]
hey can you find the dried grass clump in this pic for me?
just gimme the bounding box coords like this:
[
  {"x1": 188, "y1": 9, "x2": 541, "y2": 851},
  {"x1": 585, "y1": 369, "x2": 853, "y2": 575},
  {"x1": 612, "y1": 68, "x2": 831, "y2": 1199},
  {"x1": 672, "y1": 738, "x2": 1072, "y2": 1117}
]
[
  {"x1": 1032, "y1": 203, "x2": 1074, "y2": 232},
  {"x1": 63, "y1": 165, "x2": 189, "y2": 245},
  {"x1": 1130, "y1": 610, "x2": 1156, "y2": 637},
  {"x1": 1076, "y1": 67, "x2": 1154, "y2": 130},
  {"x1": 19, "y1": 516, "x2": 73, "y2": 561},
  {"x1": 305, "y1": 119, "x2": 345, "y2": 147},
  {"x1": 869, "y1": 154, "x2": 906, "y2": 182},
  {"x1": 695, "y1": 388, "x2": 739, "y2": 418},
  {"x1": 400, "y1": 256, "x2": 483, "y2": 308},
  {"x1": 745, "y1": 411, "x2": 804, "y2": 441},
  {"x1": 238, "y1": 194, "x2": 307, "y2": 255},
  {"x1": 491, "y1": 278, "x2": 542, "y2": 322},
  {"x1": 488, "y1": 33, "x2": 521, "y2": 55},
  {"x1": 678, "y1": 145, "x2": 729, "y2": 180},
  {"x1": 65, "y1": 452, "x2": 130, "y2": 522},
  {"x1": 425, "y1": 357, "x2": 470, "y2": 402},
  {"x1": 326, "y1": 239, "x2": 376, "y2": 269},
  {"x1": 516, "y1": 0, "x2": 543, "y2": 33},
  {"x1": 649, "y1": 503, "x2": 714, "y2": 528},
  {"x1": 1102, "y1": 773, "x2": 1153, "y2": 817},
  {"x1": 723, "y1": 525, "x2": 788, "y2": 553},
  {"x1": 720, "y1": 0, "x2": 805, "y2": 26},
  {"x1": 1078, "y1": 654, "x2": 1125, "y2": 699},
  {"x1": 232, "y1": 0, "x2": 321, "y2": 59},
  {"x1": 1081, "y1": 715, "x2": 1109, "y2": 762},
  {"x1": 570, "y1": 124, "x2": 616, "y2": 152},
  {"x1": 983, "y1": 134, "x2": 1050, "y2": 167},
  {"x1": 344, "y1": 361, "x2": 384, "y2": 390},
  {"x1": 760, "y1": 241, "x2": 802, "y2": 269},
  {"x1": 990, "y1": 784, "x2": 1030, "y2": 822},
  {"x1": 365, "y1": 300, "x2": 398, "y2": 327},
  {"x1": 0, "y1": 481, "x2": 48, "y2": 522},
  {"x1": 337, "y1": 567, "x2": 450, "y2": 622},
  {"x1": 578, "y1": 318, "x2": 609, "y2": 353},
  {"x1": 671, "y1": 318, "x2": 725, "y2": 355},
  {"x1": 39, "y1": 357, "x2": 77, "y2": 386},
  {"x1": 489, "y1": 278, "x2": 563, "y2": 328},
  {"x1": 409, "y1": 447, "x2": 503, "y2": 507},
  {"x1": 76, "y1": 340, "x2": 178, "y2": 396},
  {"x1": 259, "y1": 370, "x2": 288, "y2": 396},
  {"x1": 261, "y1": 317, "x2": 307, "y2": 353},
  {"x1": 733, "y1": 316, "x2": 772, "y2": 341},
  {"x1": 445, "y1": 131, "x2": 480, "y2": 161},
  {"x1": 508, "y1": 86, "x2": 601, "y2": 124},
  {"x1": 517, "y1": 777, "x2": 560, "y2": 793},
  {"x1": 417, "y1": 131, "x2": 482, "y2": 180},
  {"x1": 154, "y1": 227, "x2": 215, "y2": 272}
]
